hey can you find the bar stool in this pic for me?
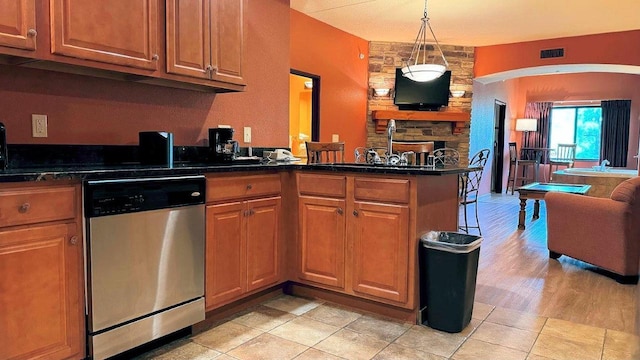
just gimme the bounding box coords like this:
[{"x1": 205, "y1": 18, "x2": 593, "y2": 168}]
[
  {"x1": 459, "y1": 149, "x2": 490, "y2": 234},
  {"x1": 392, "y1": 141, "x2": 435, "y2": 165},
  {"x1": 306, "y1": 142, "x2": 345, "y2": 163},
  {"x1": 506, "y1": 142, "x2": 536, "y2": 194},
  {"x1": 548, "y1": 143, "x2": 576, "y2": 180}
]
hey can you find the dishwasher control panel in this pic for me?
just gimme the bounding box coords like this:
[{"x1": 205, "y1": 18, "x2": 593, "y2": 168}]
[{"x1": 85, "y1": 176, "x2": 206, "y2": 217}]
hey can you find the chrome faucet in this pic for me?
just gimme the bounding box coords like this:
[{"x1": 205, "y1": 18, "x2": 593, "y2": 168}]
[
  {"x1": 386, "y1": 119, "x2": 396, "y2": 164},
  {"x1": 599, "y1": 159, "x2": 610, "y2": 171}
]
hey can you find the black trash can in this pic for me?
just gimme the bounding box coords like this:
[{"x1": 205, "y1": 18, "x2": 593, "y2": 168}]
[{"x1": 419, "y1": 231, "x2": 482, "y2": 333}]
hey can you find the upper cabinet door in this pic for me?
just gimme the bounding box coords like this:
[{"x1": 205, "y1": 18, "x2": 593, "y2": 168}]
[
  {"x1": 0, "y1": 0, "x2": 36, "y2": 51},
  {"x1": 210, "y1": 0, "x2": 245, "y2": 85},
  {"x1": 166, "y1": 0, "x2": 210, "y2": 79},
  {"x1": 50, "y1": 0, "x2": 159, "y2": 70}
]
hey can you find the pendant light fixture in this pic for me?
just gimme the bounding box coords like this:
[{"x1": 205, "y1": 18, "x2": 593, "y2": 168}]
[{"x1": 401, "y1": 0, "x2": 448, "y2": 82}]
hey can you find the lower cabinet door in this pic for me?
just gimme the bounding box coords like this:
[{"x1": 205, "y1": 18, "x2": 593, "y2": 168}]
[
  {"x1": 206, "y1": 201, "x2": 246, "y2": 309},
  {"x1": 298, "y1": 196, "x2": 346, "y2": 289},
  {"x1": 0, "y1": 223, "x2": 84, "y2": 360},
  {"x1": 246, "y1": 196, "x2": 281, "y2": 291},
  {"x1": 351, "y1": 201, "x2": 409, "y2": 304}
]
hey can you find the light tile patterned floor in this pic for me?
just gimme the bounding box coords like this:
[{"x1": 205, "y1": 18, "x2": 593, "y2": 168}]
[{"x1": 135, "y1": 295, "x2": 640, "y2": 360}]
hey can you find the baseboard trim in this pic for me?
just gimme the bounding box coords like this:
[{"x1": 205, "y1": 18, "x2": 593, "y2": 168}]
[{"x1": 285, "y1": 282, "x2": 417, "y2": 323}]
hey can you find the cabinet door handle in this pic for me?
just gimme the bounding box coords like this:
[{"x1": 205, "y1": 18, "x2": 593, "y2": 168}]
[
  {"x1": 206, "y1": 65, "x2": 214, "y2": 71},
  {"x1": 69, "y1": 236, "x2": 78, "y2": 245},
  {"x1": 336, "y1": 208, "x2": 343, "y2": 215},
  {"x1": 352, "y1": 210, "x2": 358, "y2": 217},
  {"x1": 151, "y1": 54, "x2": 159, "y2": 61},
  {"x1": 19, "y1": 203, "x2": 30, "y2": 213},
  {"x1": 246, "y1": 184, "x2": 253, "y2": 190},
  {"x1": 27, "y1": 29, "x2": 37, "y2": 37}
]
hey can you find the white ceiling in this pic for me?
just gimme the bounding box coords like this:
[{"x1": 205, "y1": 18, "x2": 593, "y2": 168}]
[{"x1": 290, "y1": 0, "x2": 640, "y2": 47}]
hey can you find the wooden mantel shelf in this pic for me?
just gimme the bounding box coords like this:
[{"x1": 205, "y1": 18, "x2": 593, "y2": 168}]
[{"x1": 371, "y1": 110, "x2": 470, "y2": 135}]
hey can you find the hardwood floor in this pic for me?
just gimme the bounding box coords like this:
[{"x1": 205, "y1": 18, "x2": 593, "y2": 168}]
[{"x1": 464, "y1": 193, "x2": 639, "y2": 334}]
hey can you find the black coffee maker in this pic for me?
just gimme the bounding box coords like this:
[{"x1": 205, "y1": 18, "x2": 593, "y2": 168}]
[{"x1": 209, "y1": 128, "x2": 239, "y2": 162}]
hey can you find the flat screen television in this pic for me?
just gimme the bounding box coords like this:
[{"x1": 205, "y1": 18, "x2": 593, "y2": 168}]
[{"x1": 393, "y1": 68, "x2": 451, "y2": 111}]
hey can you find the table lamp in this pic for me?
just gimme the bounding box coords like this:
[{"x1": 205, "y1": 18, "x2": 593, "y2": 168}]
[{"x1": 515, "y1": 118, "x2": 537, "y2": 147}]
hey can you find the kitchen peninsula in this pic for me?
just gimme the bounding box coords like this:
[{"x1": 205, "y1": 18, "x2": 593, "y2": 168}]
[{"x1": 0, "y1": 155, "x2": 470, "y2": 360}]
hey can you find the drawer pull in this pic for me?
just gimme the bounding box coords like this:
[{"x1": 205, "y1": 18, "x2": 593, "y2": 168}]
[
  {"x1": 353, "y1": 210, "x2": 359, "y2": 217},
  {"x1": 246, "y1": 184, "x2": 253, "y2": 190},
  {"x1": 19, "y1": 203, "x2": 30, "y2": 213},
  {"x1": 336, "y1": 208, "x2": 343, "y2": 215},
  {"x1": 70, "y1": 236, "x2": 78, "y2": 245}
]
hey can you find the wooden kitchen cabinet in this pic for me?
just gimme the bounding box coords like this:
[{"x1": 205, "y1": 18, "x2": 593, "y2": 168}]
[
  {"x1": 205, "y1": 174, "x2": 282, "y2": 310},
  {"x1": 298, "y1": 196, "x2": 346, "y2": 289},
  {"x1": 50, "y1": 0, "x2": 160, "y2": 71},
  {"x1": 0, "y1": 0, "x2": 37, "y2": 52},
  {"x1": 351, "y1": 201, "x2": 409, "y2": 303},
  {"x1": 0, "y1": 183, "x2": 84, "y2": 360},
  {"x1": 166, "y1": 0, "x2": 246, "y2": 85},
  {"x1": 296, "y1": 173, "x2": 415, "y2": 308},
  {"x1": 297, "y1": 173, "x2": 347, "y2": 289}
]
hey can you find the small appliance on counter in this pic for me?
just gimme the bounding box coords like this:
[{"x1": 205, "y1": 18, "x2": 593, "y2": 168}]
[
  {"x1": 208, "y1": 127, "x2": 239, "y2": 163},
  {"x1": 0, "y1": 122, "x2": 7, "y2": 170},
  {"x1": 139, "y1": 131, "x2": 173, "y2": 166}
]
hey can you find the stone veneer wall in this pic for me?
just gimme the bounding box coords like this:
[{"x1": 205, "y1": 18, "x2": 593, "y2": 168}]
[{"x1": 368, "y1": 42, "x2": 474, "y2": 165}]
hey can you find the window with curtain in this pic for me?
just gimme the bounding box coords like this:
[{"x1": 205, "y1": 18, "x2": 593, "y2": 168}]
[{"x1": 549, "y1": 106, "x2": 602, "y2": 160}]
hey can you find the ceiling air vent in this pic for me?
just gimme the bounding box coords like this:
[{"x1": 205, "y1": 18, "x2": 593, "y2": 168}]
[{"x1": 540, "y1": 48, "x2": 564, "y2": 59}]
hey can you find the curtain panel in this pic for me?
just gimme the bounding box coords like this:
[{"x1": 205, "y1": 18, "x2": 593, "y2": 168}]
[
  {"x1": 523, "y1": 102, "x2": 553, "y2": 162},
  {"x1": 600, "y1": 100, "x2": 631, "y2": 167}
]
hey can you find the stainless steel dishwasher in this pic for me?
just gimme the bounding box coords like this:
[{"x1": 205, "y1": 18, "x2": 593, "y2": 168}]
[{"x1": 84, "y1": 176, "x2": 206, "y2": 360}]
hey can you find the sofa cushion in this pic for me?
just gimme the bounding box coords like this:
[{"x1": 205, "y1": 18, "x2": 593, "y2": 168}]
[{"x1": 610, "y1": 177, "x2": 640, "y2": 204}]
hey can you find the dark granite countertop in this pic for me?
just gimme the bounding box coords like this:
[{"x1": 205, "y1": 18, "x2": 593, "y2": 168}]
[
  {"x1": 0, "y1": 144, "x2": 476, "y2": 183},
  {"x1": 0, "y1": 162, "x2": 475, "y2": 183}
]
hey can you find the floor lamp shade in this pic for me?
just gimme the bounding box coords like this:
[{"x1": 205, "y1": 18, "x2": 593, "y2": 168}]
[
  {"x1": 516, "y1": 118, "x2": 537, "y2": 148},
  {"x1": 515, "y1": 118, "x2": 538, "y2": 132}
]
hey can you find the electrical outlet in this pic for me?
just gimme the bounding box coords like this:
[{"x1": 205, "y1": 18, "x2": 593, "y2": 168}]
[
  {"x1": 32, "y1": 114, "x2": 48, "y2": 137},
  {"x1": 243, "y1": 127, "x2": 251, "y2": 143},
  {"x1": 332, "y1": 134, "x2": 339, "y2": 142}
]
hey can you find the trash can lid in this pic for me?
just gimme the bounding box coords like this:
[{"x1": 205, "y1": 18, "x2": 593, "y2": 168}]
[{"x1": 420, "y1": 231, "x2": 482, "y2": 253}]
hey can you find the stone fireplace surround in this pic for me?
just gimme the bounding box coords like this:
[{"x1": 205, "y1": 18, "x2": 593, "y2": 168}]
[{"x1": 367, "y1": 42, "x2": 475, "y2": 166}]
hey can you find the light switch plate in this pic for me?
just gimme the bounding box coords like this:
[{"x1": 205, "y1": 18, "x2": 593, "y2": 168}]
[
  {"x1": 243, "y1": 127, "x2": 251, "y2": 143},
  {"x1": 32, "y1": 114, "x2": 48, "y2": 137},
  {"x1": 332, "y1": 134, "x2": 339, "y2": 142}
]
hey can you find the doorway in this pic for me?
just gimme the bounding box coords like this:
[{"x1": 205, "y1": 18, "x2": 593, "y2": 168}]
[
  {"x1": 491, "y1": 100, "x2": 506, "y2": 193},
  {"x1": 289, "y1": 70, "x2": 320, "y2": 159}
]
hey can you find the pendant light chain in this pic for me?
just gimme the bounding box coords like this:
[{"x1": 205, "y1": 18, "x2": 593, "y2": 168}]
[
  {"x1": 424, "y1": 0, "x2": 448, "y2": 67},
  {"x1": 401, "y1": 0, "x2": 449, "y2": 82}
]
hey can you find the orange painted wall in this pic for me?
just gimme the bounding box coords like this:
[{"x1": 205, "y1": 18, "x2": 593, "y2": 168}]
[
  {"x1": 475, "y1": 30, "x2": 640, "y2": 78},
  {"x1": 290, "y1": 9, "x2": 369, "y2": 162},
  {"x1": 0, "y1": 0, "x2": 290, "y2": 147}
]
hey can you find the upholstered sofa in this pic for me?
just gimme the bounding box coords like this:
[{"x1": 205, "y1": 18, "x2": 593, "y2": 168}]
[{"x1": 545, "y1": 176, "x2": 640, "y2": 282}]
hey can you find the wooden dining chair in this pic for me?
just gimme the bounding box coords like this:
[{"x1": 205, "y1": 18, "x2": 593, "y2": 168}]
[
  {"x1": 306, "y1": 142, "x2": 345, "y2": 163},
  {"x1": 392, "y1": 141, "x2": 435, "y2": 165},
  {"x1": 506, "y1": 142, "x2": 536, "y2": 194},
  {"x1": 548, "y1": 143, "x2": 576, "y2": 180}
]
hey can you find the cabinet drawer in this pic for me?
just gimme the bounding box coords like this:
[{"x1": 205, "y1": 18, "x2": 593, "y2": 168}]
[
  {"x1": 207, "y1": 174, "x2": 281, "y2": 202},
  {"x1": 298, "y1": 173, "x2": 346, "y2": 198},
  {"x1": 354, "y1": 178, "x2": 410, "y2": 204},
  {"x1": 0, "y1": 186, "x2": 77, "y2": 227}
]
